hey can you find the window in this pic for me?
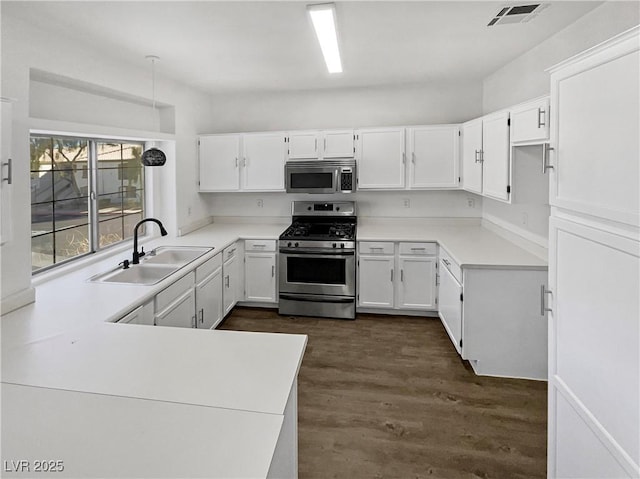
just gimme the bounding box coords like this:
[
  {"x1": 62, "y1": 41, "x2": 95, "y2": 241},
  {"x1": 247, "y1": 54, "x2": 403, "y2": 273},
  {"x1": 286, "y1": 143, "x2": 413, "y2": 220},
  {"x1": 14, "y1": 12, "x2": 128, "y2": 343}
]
[{"x1": 30, "y1": 135, "x2": 145, "y2": 272}]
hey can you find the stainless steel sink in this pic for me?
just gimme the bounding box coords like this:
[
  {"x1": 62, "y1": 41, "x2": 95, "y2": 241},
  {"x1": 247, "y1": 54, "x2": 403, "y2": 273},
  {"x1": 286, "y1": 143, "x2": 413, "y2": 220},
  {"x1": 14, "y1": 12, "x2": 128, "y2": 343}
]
[
  {"x1": 141, "y1": 246, "x2": 211, "y2": 266},
  {"x1": 90, "y1": 264, "x2": 180, "y2": 285},
  {"x1": 89, "y1": 246, "x2": 212, "y2": 285}
]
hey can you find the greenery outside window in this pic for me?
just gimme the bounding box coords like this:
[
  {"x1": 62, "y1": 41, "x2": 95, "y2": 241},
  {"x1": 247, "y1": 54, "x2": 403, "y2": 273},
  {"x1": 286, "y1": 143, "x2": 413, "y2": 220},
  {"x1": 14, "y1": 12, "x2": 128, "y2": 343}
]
[{"x1": 30, "y1": 135, "x2": 145, "y2": 272}]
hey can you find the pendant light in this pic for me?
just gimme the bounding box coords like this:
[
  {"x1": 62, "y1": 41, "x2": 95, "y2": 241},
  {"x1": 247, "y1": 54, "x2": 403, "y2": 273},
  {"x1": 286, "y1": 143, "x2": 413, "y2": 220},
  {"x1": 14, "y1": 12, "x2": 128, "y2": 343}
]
[{"x1": 141, "y1": 55, "x2": 167, "y2": 166}]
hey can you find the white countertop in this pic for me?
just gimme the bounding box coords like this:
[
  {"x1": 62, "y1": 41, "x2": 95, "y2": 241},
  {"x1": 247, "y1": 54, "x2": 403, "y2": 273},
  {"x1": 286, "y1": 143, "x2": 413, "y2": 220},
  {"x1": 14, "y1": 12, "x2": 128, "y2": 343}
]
[
  {"x1": 2, "y1": 383, "x2": 282, "y2": 478},
  {"x1": 357, "y1": 218, "x2": 547, "y2": 269}
]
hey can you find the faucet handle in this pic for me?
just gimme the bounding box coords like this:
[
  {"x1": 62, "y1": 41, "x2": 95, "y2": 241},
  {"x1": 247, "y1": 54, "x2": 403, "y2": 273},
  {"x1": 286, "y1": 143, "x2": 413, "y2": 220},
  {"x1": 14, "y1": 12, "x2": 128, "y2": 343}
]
[
  {"x1": 139, "y1": 246, "x2": 146, "y2": 258},
  {"x1": 119, "y1": 259, "x2": 130, "y2": 270}
]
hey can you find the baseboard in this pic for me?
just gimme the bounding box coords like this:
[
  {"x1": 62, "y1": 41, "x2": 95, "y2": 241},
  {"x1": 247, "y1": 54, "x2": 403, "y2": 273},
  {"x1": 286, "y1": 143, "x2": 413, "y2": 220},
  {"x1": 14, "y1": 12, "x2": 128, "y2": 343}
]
[
  {"x1": 1, "y1": 287, "x2": 36, "y2": 316},
  {"x1": 178, "y1": 216, "x2": 214, "y2": 236},
  {"x1": 482, "y1": 214, "x2": 548, "y2": 260}
]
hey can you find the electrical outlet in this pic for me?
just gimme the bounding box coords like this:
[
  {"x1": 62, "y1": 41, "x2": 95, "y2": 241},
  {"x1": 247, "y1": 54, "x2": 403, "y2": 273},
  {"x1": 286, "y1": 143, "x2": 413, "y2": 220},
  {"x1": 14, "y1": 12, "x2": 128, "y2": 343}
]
[
  {"x1": 403, "y1": 198, "x2": 410, "y2": 208},
  {"x1": 521, "y1": 212, "x2": 529, "y2": 226},
  {"x1": 467, "y1": 198, "x2": 475, "y2": 208},
  {"x1": 257, "y1": 199, "x2": 264, "y2": 208}
]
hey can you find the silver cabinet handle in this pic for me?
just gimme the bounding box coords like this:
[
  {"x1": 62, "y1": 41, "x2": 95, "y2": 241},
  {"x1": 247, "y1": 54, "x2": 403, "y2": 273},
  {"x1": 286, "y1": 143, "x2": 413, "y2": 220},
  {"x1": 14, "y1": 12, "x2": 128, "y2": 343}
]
[
  {"x1": 410, "y1": 247, "x2": 426, "y2": 251},
  {"x1": 243, "y1": 157, "x2": 247, "y2": 167},
  {"x1": 543, "y1": 144, "x2": 555, "y2": 173},
  {"x1": 2, "y1": 158, "x2": 12, "y2": 184},
  {"x1": 225, "y1": 275, "x2": 230, "y2": 288},
  {"x1": 323, "y1": 138, "x2": 327, "y2": 151},
  {"x1": 540, "y1": 285, "x2": 552, "y2": 315},
  {"x1": 479, "y1": 150, "x2": 484, "y2": 163},
  {"x1": 537, "y1": 108, "x2": 546, "y2": 128},
  {"x1": 400, "y1": 269, "x2": 404, "y2": 282},
  {"x1": 402, "y1": 152, "x2": 406, "y2": 164},
  {"x1": 192, "y1": 315, "x2": 197, "y2": 328},
  {"x1": 235, "y1": 157, "x2": 238, "y2": 168},
  {"x1": 442, "y1": 258, "x2": 451, "y2": 267},
  {"x1": 314, "y1": 138, "x2": 318, "y2": 152},
  {"x1": 271, "y1": 265, "x2": 275, "y2": 277},
  {"x1": 390, "y1": 269, "x2": 394, "y2": 282},
  {"x1": 411, "y1": 152, "x2": 416, "y2": 164},
  {"x1": 199, "y1": 308, "x2": 204, "y2": 324},
  {"x1": 474, "y1": 150, "x2": 479, "y2": 163}
]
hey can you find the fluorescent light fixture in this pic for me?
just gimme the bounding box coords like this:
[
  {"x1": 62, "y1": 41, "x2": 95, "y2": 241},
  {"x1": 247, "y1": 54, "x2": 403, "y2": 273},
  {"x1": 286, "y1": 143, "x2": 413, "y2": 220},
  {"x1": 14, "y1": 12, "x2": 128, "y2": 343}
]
[{"x1": 307, "y1": 3, "x2": 342, "y2": 74}]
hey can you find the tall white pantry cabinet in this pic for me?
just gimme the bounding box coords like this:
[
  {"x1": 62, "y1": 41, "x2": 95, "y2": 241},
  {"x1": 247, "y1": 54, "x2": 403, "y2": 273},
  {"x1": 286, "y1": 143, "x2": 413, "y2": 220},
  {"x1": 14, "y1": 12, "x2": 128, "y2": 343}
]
[{"x1": 547, "y1": 27, "x2": 639, "y2": 479}]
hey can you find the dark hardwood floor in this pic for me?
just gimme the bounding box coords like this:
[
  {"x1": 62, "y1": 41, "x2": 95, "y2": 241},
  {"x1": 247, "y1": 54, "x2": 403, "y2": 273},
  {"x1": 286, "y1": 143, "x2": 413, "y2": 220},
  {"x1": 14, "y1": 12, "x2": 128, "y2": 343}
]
[{"x1": 220, "y1": 308, "x2": 547, "y2": 479}]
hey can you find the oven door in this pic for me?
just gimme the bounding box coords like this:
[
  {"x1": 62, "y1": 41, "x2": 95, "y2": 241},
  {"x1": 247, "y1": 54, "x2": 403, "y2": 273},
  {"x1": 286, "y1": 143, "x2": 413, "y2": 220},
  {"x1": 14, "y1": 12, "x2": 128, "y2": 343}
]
[
  {"x1": 279, "y1": 248, "x2": 355, "y2": 297},
  {"x1": 285, "y1": 163, "x2": 338, "y2": 194}
]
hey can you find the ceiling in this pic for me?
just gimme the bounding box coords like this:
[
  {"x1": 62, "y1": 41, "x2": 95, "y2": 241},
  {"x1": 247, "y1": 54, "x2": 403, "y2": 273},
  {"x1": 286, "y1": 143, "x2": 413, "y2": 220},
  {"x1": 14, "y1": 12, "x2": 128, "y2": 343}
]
[{"x1": 4, "y1": 1, "x2": 602, "y2": 94}]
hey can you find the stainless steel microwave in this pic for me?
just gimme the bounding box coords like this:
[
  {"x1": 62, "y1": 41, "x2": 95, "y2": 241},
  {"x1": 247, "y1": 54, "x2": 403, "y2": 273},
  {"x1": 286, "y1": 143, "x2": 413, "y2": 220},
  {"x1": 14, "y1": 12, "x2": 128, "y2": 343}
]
[{"x1": 285, "y1": 159, "x2": 356, "y2": 194}]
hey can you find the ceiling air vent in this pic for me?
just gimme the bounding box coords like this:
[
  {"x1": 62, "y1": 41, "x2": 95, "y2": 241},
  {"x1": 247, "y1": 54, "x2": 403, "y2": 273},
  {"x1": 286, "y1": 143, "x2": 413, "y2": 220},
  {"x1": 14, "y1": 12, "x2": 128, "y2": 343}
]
[{"x1": 487, "y1": 4, "x2": 548, "y2": 26}]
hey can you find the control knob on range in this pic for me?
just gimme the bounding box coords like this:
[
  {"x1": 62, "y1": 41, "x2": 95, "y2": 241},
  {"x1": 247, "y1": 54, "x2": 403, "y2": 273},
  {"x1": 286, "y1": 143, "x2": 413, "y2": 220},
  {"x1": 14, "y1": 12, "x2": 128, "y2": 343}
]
[
  {"x1": 295, "y1": 242, "x2": 299, "y2": 247},
  {"x1": 332, "y1": 243, "x2": 337, "y2": 248},
  {"x1": 287, "y1": 242, "x2": 292, "y2": 247},
  {"x1": 340, "y1": 243, "x2": 345, "y2": 248}
]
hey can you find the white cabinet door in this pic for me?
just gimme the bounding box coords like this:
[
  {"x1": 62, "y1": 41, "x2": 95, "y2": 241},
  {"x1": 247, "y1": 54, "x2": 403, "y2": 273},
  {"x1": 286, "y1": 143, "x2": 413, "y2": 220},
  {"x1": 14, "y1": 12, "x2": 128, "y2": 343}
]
[
  {"x1": 409, "y1": 125, "x2": 460, "y2": 188},
  {"x1": 461, "y1": 118, "x2": 483, "y2": 194},
  {"x1": 1, "y1": 100, "x2": 13, "y2": 245},
  {"x1": 242, "y1": 132, "x2": 287, "y2": 191},
  {"x1": 510, "y1": 97, "x2": 550, "y2": 145},
  {"x1": 155, "y1": 289, "x2": 196, "y2": 328},
  {"x1": 396, "y1": 256, "x2": 437, "y2": 310},
  {"x1": 195, "y1": 267, "x2": 223, "y2": 329},
  {"x1": 548, "y1": 217, "x2": 639, "y2": 477},
  {"x1": 356, "y1": 128, "x2": 405, "y2": 189},
  {"x1": 245, "y1": 252, "x2": 277, "y2": 303},
  {"x1": 118, "y1": 302, "x2": 154, "y2": 325},
  {"x1": 438, "y1": 260, "x2": 462, "y2": 355},
  {"x1": 322, "y1": 130, "x2": 354, "y2": 158},
  {"x1": 222, "y1": 255, "x2": 237, "y2": 316},
  {"x1": 288, "y1": 131, "x2": 319, "y2": 159},
  {"x1": 550, "y1": 39, "x2": 639, "y2": 227},
  {"x1": 199, "y1": 135, "x2": 241, "y2": 191},
  {"x1": 358, "y1": 255, "x2": 394, "y2": 308},
  {"x1": 482, "y1": 111, "x2": 511, "y2": 202}
]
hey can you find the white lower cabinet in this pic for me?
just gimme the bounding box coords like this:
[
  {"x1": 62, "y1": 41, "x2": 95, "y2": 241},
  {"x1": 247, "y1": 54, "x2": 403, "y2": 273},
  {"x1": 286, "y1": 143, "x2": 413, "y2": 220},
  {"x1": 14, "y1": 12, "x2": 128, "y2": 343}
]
[
  {"x1": 244, "y1": 240, "x2": 277, "y2": 304},
  {"x1": 223, "y1": 242, "x2": 244, "y2": 316},
  {"x1": 155, "y1": 288, "x2": 196, "y2": 328},
  {"x1": 358, "y1": 242, "x2": 437, "y2": 312},
  {"x1": 438, "y1": 255, "x2": 462, "y2": 354},
  {"x1": 195, "y1": 255, "x2": 223, "y2": 329},
  {"x1": 437, "y1": 248, "x2": 548, "y2": 379},
  {"x1": 117, "y1": 301, "x2": 154, "y2": 325}
]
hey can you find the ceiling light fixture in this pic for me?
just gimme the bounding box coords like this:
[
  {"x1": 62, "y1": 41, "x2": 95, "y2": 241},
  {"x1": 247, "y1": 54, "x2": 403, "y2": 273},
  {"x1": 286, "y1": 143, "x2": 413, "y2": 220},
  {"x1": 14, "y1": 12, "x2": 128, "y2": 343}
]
[
  {"x1": 141, "y1": 54, "x2": 167, "y2": 167},
  {"x1": 307, "y1": 3, "x2": 342, "y2": 74}
]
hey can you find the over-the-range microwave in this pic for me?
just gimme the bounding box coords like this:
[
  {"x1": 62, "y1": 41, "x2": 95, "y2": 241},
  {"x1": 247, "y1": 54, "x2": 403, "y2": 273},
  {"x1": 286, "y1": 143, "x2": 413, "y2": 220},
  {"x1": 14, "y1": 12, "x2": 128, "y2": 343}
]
[{"x1": 284, "y1": 159, "x2": 356, "y2": 194}]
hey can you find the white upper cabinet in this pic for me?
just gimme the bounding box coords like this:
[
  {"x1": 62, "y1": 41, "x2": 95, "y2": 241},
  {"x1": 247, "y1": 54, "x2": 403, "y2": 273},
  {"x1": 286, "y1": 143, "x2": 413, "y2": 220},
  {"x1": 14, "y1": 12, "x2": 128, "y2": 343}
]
[
  {"x1": 356, "y1": 127, "x2": 406, "y2": 189},
  {"x1": 288, "y1": 129, "x2": 354, "y2": 160},
  {"x1": 242, "y1": 132, "x2": 287, "y2": 191},
  {"x1": 481, "y1": 111, "x2": 511, "y2": 202},
  {"x1": 199, "y1": 134, "x2": 241, "y2": 192},
  {"x1": 408, "y1": 125, "x2": 460, "y2": 189},
  {"x1": 510, "y1": 96, "x2": 550, "y2": 145},
  {"x1": 549, "y1": 32, "x2": 639, "y2": 227},
  {"x1": 461, "y1": 118, "x2": 483, "y2": 194},
  {"x1": 322, "y1": 130, "x2": 355, "y2": 158},
  {"x1": 288, "y1": 131, "x2": 319, "y2": 159}
]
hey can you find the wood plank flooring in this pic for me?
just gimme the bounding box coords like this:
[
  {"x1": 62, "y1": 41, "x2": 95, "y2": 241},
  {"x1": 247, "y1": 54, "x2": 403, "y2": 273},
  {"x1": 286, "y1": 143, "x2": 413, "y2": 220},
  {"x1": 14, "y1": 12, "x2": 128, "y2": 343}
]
[{"x1": 220, "y1": 308, "x2": 547, "y2": 479}]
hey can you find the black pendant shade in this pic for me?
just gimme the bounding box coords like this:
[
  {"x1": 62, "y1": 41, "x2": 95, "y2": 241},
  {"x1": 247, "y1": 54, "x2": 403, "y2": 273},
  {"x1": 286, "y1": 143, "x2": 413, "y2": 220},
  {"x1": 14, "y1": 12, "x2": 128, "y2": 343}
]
[{"x1": 141, "y1": 147, "x2": 167, "y2": 166}]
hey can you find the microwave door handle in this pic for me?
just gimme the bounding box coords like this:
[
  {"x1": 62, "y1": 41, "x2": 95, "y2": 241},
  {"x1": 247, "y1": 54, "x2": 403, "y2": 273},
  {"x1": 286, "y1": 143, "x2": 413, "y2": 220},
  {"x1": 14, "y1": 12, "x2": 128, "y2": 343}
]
[{"x1": 334, "y1": 169, "x2": 340, "y2": 192}]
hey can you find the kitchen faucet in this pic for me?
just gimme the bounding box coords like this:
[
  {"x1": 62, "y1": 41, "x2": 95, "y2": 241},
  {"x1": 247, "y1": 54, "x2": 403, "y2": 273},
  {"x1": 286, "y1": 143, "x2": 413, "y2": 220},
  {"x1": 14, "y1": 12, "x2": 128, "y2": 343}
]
[{"x1": 132, "y1": 218, "x2": 168, "y2": 264}]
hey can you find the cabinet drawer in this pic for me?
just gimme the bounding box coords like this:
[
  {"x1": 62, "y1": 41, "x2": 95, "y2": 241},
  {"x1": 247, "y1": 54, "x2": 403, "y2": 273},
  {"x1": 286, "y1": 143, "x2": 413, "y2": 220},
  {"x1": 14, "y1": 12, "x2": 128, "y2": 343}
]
[
  {"x1": 223, "y1": 243, "x2": 239, "y2": 261},
  {"x1": 398, "y1": 242, "x2": 437, "y2": 256},
  {"x1": 196, "y1": 253, "x2": 222, "y2": 283},
  {"x1": 245, "y1": 239, "x2": 276, "y2": 252},
  {"x1": 155, "y1": 271, "x2": 195, "y2": 312},
  {"x1": 439, "y1": 248, "x2": 462, "y2": 283},
  {"x1": 359, "y1": 242, "x2": 394, "y2": 255}
]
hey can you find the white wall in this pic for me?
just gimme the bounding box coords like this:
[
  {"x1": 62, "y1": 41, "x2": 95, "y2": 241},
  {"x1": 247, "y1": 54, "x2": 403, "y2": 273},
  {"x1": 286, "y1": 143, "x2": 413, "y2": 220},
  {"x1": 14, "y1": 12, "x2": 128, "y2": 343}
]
[
  {"x1": 207, "y1": 190, "x2": 482, "y2": 220},
  {"x1": 207, "y1": 81, "x2": 482, "y2": 133},
  {"x1": 0, "y1": 12, "x2": 212, "y2": 312},
  {"x1": 480, "y1": 1, "x2": 639, "y2": 244}
]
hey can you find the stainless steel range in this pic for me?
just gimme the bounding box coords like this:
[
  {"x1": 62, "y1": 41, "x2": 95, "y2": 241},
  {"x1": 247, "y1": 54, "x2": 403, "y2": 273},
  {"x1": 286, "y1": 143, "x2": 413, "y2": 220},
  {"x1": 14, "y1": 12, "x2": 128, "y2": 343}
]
[{"x1": 278, "y1": 201, "x2": 357, "y2": 320}]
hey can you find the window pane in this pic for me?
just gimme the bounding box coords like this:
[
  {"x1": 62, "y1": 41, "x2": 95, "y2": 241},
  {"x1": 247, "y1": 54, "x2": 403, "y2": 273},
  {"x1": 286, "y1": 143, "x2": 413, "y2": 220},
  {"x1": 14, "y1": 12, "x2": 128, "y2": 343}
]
[
  {"x1": 55, "y1": 225, "x2": 90, "y2": 262},
  {"x1": 98, "y1": 192, "x2": 124, "y2": 218},
  {"x1": 32, "y1": 233, "x2": 54, "y2": 271},
  {"x1": 32, "y1": 203, "x2": 54, "y2": 235},
  {"x1": 54, "y1": 197, "x2": 89, "y2": 230},
  {"x1": 98, "y1": 217, "x2": 124, "y2": 248},
  {"x1": 123, "y1": 212, "x2": 144, "y2": 240},
  {"x1": 51, "y1": 138, "x2": 89, "y2": 171}
]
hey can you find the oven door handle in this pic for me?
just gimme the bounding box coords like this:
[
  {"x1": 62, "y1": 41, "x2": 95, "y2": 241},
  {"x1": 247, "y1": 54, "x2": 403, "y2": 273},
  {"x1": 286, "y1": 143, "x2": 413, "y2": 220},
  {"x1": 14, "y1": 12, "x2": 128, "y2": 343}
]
[
  {"x1": 279, "y1": 248, "x2": 355, "y2": 256},
  {"x1": 280, "y1": 294, "x2": 354, "y2": 304}
]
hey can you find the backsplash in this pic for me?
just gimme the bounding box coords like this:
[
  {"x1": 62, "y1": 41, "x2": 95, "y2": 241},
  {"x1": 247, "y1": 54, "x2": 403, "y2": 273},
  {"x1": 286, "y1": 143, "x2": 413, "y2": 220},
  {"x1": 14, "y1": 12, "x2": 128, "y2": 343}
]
[{"x1": 202, "y1": 190, "x2": 482, "y2": 219}]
